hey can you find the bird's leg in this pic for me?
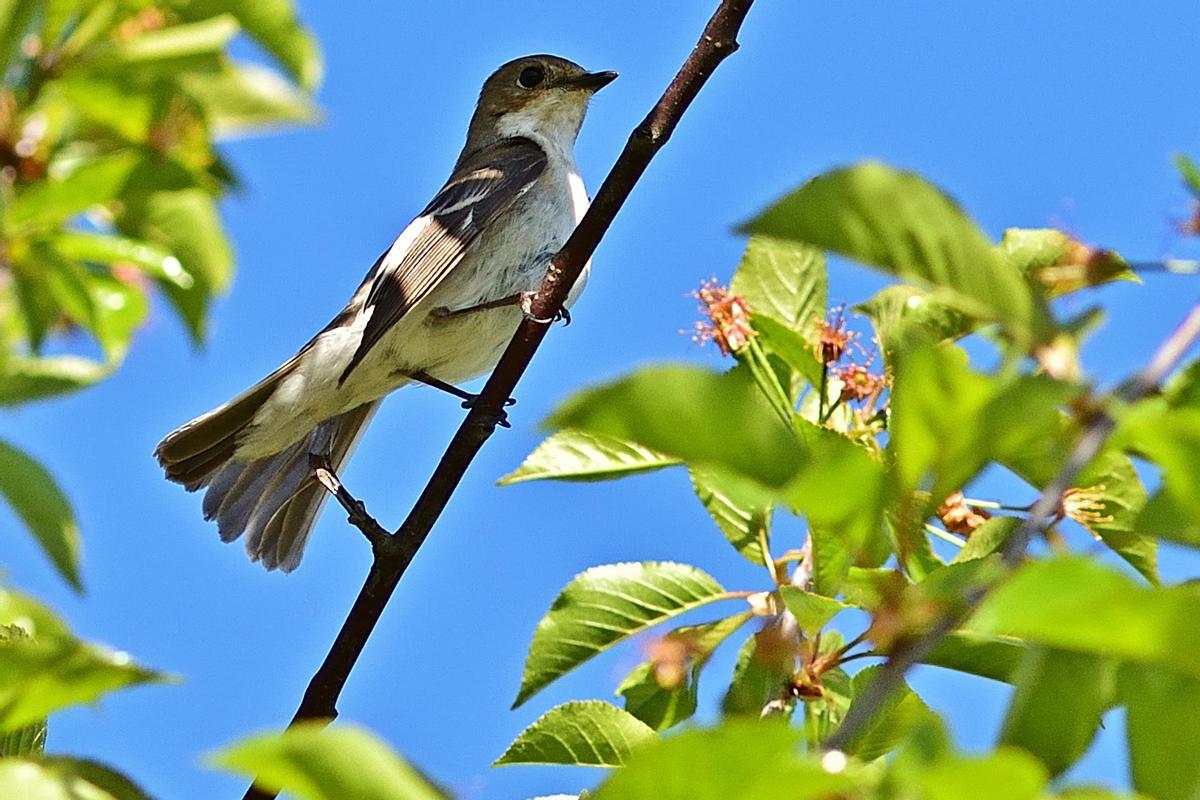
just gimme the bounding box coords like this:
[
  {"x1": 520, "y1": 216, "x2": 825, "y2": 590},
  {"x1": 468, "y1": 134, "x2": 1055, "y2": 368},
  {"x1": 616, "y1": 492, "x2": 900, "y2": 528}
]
[
  {"x1": 307, "y1": 423, "x2": 387, "y2": 544},
  {"x1": 401, "y1": 370, "x2": 515, "y2": 428},
  {"x1": 430, "y1": 292, "x2": 571, "y2": 326}
]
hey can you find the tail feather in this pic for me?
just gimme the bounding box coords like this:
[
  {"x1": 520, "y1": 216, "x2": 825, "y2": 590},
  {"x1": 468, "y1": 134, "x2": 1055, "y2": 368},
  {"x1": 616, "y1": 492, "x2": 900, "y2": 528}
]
[{"x1": 155, "y1": 371, "x2": 286, "y2": 472}]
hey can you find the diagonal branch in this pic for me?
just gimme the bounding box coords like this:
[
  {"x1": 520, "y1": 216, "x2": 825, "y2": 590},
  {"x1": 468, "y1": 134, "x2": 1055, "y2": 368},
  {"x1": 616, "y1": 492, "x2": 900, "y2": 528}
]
[
  {"x1": 242, "y1": 3, "x2": 754, "y2": 798},
  {"x1": 823, "y1": 301, "x2": 1200, "y2": 753}
]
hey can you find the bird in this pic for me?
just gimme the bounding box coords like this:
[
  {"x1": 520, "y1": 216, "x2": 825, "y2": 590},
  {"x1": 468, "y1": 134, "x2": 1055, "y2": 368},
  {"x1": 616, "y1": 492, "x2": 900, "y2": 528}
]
[{"x1": 154, "y1": 54, "x2": 616, "y2": 572}]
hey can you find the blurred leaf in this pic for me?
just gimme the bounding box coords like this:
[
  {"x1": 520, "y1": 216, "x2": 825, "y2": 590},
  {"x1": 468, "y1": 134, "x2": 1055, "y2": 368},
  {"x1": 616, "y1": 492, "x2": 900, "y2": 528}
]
[
  {"x1": 0, "y1": 355, "x2": 109, "y2": 405},
  {"x1": 616, "y1": 612, "x2": 751, "y2": 731},
  {"x1": 53, "y1": 75, "x2": 160, "y2": 143},
  {"x1": 52, "y1": 231, "x2": 194, "y2": 289},
  {"x1": 857, "y1": 284, "x2": 972, "y2": 362},
  {"x1": 952, "y1": 517, "x2": 1019, "y2": 564},
  {"x1": 0, "y1": 634, "x2": 166, "y2": 731},
  {"x1": 182, "y1": 63, "x2": 319, "y2": 138},
  {"x1": 0, "y1": 0, "x2": 37, "y2": 76},
  {"x1": 0, "y1": 626, "x2": 45, "y2": 758},
  {"x1": 548, "y1": 365, "x2": 804, "y2": 489},
  {"x1": 499, "y1": 429, "x2": 679, "y2": 486},
  {"x1": 999, "y1": 648, "x2": 1116, "y2": 776},
  {"x1": 1116, "y1": 401, "x2": 1200, "y2": 549},
  {"x1": 730, "y1": 235, "x2": 826, "y2": 332},
  {"x1": 211, "y1": 722, "x2": 447, "y2": 800},
  {"x1": 750, "y1": 314, "x2": 824, "y2": 388},
  {"x1": 81, "y1": 15, "x2": 239, "y2": 68},
  {"x1": 778, "y1": 585, "x2": 847, "y2": 637},
  {"x1": 923, "y1": 631, "x2": 1026, "y2": 684},
  {"x1": 1137, "y1": 490, "x2": 1200, "y2": 548},
  {"x1": 0, "y1": 437, "x2": 81, "y2": 590},
  {"x1": 514, "y1": 562, "x2": 727, "y2": 708},
  {"x1": 0, "y1": 588, "x2": 70, "y2": 639},
  {"x1": 915, "y1": 750, "x2": 1048, "y2": 800},
  {"x1": 999, "y1": 228, "x2": 1138, "y2": 297},
  {"x1": 1176, "y1": 153, "x2": 1200, "y2": 199},
  {"x1": 590, "y1": 722, "x2": 860, "y2": 800},
  {"x1": 1121, "y1": 664, "x2": 1200, "y2": 800},
  {"x1": 497, "y1": 701, "x2": 656, "y2": 767},
  {"x1": 844, "y1": 665, "x2": 934, "y2": 761},
  {"x1": 0, "y1": 757, "x2": 158, "y2": 800},
  {"x1": 1073, "y1": 452, "x2": 1156, "y2": 584},
  {"x1": 741, "y1": 161, "x2": 1049, "y2": 344},
  {"x1": 970, "y1": 556, "x2": 1200, "y2": 678},
  {"x1": 179, "y1": 0, "x2": 323, "y2": 90},
  {"x1": 690, "y1": 466, "x2": 771, "y2": 565},
  {"x1": 7, "y1": 151, "x2": 143, "y2": 231}
]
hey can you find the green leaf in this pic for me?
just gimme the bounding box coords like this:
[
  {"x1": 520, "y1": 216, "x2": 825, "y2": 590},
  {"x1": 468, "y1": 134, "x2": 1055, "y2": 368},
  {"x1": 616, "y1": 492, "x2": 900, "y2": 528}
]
[
  {"x1": 1072, "y1": 452, "x2": 1157, "y2": 583},
  {"x1": 0, "y1": 355, "x2": 109, "y2": 405},
  {"x1": 0, "y1": 0, "x2": 37, "y2": 76},
  {"x1": 857, "y1": 284, "x2": 972, "y2": 362},
  {"x1": 52, "y1": 231, "x2": 194, "y2": 289},
  {"x1": 998, "y1": 228, "x2": 1139, "y2": 298},
  {"x1": 689, "y1": 466, "x2": 771, "y2": 565},
  {"x1": 970, "y1": 557, "x2": 1200, "y2": 678},
  {"x1": 7, "y1": 151, "x2": 143, "y2": 230},
  {"x1": 1176, "y1": 153, "x2": 1200, "y2": 199},
  {"x1": 0, "y1": 634, "x2": 166, "y2": 731},
  {"x1": 211, "y1": 722, "x2": 447, "y2": 800},
  {"x1": 499, "y1": 429, "x2": 679, "y2": 486},
  {"x1": 1116, "y1": 401, "x2": 1200, "y2": 548},
  {"x1": 778, "y1": 585, "x2": 847, "y2": 637},
  {"x1": 180, "y1": 0, "x2": 323, "y2": 90},
  {"x1": 741, "y1": 161, "x2": 1049, "y2": 344},
  {"x1": 497, "y1": 701, "x2": 657, "y2": 767},
  {"x1": 547, "y1": 365, "x2": 804, "y2": 489},
  {"x1": 0, "y1": 757, "x2": 155, "y2": 800},
  {"x1": 0, "y1": 626, "x2": 45, "y2": 758},
  {"x1": 721, "y1": 626, "x2": 795, "y2": 717},
  {"x1": 182, "y1": 63, "x2": 319, "y2": 138},
  {"x1": 750, "y1": 314, "x2": 824, "y2": 388},
  {"x1": 514, "y1": 562, "x2": 728, "y2": 707},
  {"x1": 729, "y1": 235, "x2": 826, "y2": 332},
  {"x1": 999, "y1": 648, "x2": 1116, "y2": 776},
  {"x1": 0, "y1": 589, "x2": 70, "y2": 639},
  {"x1": 0, "y1": 437, "x2": 82, "y2": 591},
  {"x1": 1121, "y1": 664, "x2": 1200, "y2": 800},
  {"x1": 81, "y1": 15, "x2": 239, "y2": 67},
  {"x1": 616, "y1": 612, "x2": 751, "y2": 731},
  {"x1": 952, "y1": 516, "x2": 1019, "y2": 564},
  {"x1": 916, "y1": 750, "x2": 1048, "y2": 800},
  {"x1": 843, "y1": 665, "x2": 934, "y2": 761},
  {"x1": 590, "y1": 722, "x2": 860, "y2": 800},
  {"x1": 923, "y1": 632, "x2": 1027, "y2": 684}
]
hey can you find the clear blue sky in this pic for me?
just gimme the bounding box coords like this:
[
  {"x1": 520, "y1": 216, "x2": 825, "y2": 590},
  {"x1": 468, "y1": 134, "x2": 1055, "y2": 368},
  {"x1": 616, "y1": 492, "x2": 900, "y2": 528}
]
[{"x1": 6, "y1": 2, "x2": 1200, "y2": 797}]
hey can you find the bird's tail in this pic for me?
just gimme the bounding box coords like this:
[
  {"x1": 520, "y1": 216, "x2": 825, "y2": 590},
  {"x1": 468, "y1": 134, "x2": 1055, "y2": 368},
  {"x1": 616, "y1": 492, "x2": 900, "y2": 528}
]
[{"x1": 156, "y1": 376, "x2": 380, "y2": 571}]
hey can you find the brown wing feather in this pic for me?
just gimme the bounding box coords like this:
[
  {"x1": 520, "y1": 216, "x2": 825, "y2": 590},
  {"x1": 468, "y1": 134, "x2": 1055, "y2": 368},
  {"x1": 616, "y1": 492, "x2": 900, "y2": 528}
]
[{"x1": 338, "y1": 136, "x2": 547, "y2": 383}]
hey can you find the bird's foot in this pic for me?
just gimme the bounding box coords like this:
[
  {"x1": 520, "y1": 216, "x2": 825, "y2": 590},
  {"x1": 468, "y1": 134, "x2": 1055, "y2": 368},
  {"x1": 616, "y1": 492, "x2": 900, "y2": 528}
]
[
  {"x1": 518, "y1": 291, "x2": 570, "y2": 325},
  {"x1": 401, "y1": 370, "x2": 515, "y2": 427},
  {"x1": 459, "y1": 393, "x2": 514, "y2": 428}
]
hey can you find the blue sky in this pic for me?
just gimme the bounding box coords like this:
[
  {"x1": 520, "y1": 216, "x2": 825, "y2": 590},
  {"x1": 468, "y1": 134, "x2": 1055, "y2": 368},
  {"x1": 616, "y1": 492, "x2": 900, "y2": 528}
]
[{"x1": 5, "y1": 2, "x2": 1200, "y2": 797}]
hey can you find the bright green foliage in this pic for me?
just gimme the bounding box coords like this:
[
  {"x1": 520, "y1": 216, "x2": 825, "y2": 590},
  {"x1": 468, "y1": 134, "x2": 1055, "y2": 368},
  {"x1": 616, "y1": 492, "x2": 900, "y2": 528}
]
[
  {"x1": 843, "y1": 665, "x2": 935, "y2": 761},
  {"x1": 0, "y1": 436, "x2": 80, "y2": 589},
  {"x1": 689, "y1": 467, "x2": 772, "y2": 564},
  {"x1": 0, "y1": 0, "x2": 318, "y2": 590},
  {"x1": 496, "y1": 701, "x2": 658, "y2": 767},
  {"x1": 212, "y1": 723, "x2": 448, "y2": 800},
  {"x1": 498, "y1": 429, "x2": 680, "y2": 485},
  {"x1": 1176, "y1": 152, "x2": 1200, "y2": 198},
  {"x1": 0, "y1": 757, "x2": 155, "y2": 800},
  {"x1": 778, "y1": 585, "x2": 847, "y2": 637},
  {"x1": 729, "y1": 235, "x2": 827, "y2": 332},
  {"x1": 1120, "y1": 664, "x2": 1200, "y2": 800},
  {"x1": 513, "y1": 562, "x2": 730, "y2": 707},
  {"x1": 857, "y1": 284, "x2": 972, "y2": 360}
]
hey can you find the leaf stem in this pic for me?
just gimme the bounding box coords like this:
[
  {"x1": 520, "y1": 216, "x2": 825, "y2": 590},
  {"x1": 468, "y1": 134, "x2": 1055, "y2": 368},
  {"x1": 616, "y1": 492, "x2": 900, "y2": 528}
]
[{"x1": 924, "y1": 523, "x2": 966, "y2": 548}]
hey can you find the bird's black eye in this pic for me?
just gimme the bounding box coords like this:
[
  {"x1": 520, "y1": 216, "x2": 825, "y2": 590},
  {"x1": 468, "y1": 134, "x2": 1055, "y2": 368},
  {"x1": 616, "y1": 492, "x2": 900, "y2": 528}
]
[{"x1": 517, "y1": 64, "x2": 545, "y2": 89}]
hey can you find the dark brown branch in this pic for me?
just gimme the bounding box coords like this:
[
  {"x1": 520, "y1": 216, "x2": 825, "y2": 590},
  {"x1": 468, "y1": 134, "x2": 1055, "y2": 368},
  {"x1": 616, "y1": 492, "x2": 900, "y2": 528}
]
[
  {"x1": 242, "y1": 4, "x2": 754, "y2": 798},
  {"x1": 824, "y1": 301, "x2": 1200, "y2": 753}
]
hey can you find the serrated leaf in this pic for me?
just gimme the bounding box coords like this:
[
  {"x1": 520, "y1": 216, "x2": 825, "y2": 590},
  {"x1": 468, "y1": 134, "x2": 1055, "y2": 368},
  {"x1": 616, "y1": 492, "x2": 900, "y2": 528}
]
[
  {"x1": 721, "y1": 625, "x2": 795, "y2": 717},
  {"x1": 497, "y1": 701, "x2": 656, "y2": 767},
  {"x1": 514, "y1": 562, "x2": 728, "y2": 707},
  {"x1": 741, "y1": 161, "x2": 1049, "y2": 345},
  {"x1": 0, "y1": 437, "x2": 82, "y2": 591},
  {"x1": 547, "y1": 365, "x2": 805, "y2": 489},
  {"x1": 211, "y1": 722, "x2": 446, "y2": 800},
  {"x1": 499, "y1": 429, "x2": 679, "y2": 486},
  {"x1": 730, "y1": 235, "x2": 826, "y2": 332},
  {"x1": 970, "y1": 557, "x2": 1200, "y2": 678},
  {"x1": 923, "y1": 632, "x2": 1027, "y2": 684},
  {"x1": 689, "y1": 466, "x2": 771, "y2": 564},
  {"x1": 0, "y1": 355, "x2": 109, "y2": 405},
  {"x1": 1121, "y1": 664, "x2": 1200, "y2": 800},
  {"x1": 844, "y1": 665, "x2": 935, "y2": 761},
  {"x1": 999, "y1": 647, "x2": 1115, "y2": 777},
  {"x1": 590, "y1": 722, "x2": 859, "y2": 800},
  {"x1": 778, "y1": 585, "x2": 847, "y2": 636},
  {"x1": 0, "y1": 634, "x2": 167, "y2": 731}
]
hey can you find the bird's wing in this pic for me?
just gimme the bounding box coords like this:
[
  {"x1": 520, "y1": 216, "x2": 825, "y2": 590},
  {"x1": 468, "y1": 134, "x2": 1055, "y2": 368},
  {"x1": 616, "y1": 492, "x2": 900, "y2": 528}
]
[{"x1": 337, "y1": 136, "x2": 548, "y2": 383}]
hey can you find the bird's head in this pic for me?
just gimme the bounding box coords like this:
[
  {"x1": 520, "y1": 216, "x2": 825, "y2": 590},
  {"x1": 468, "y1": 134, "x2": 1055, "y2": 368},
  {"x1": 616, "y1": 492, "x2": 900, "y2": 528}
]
[{"x1": 467, "y1": 54, "x2": 617, "y2": 152}]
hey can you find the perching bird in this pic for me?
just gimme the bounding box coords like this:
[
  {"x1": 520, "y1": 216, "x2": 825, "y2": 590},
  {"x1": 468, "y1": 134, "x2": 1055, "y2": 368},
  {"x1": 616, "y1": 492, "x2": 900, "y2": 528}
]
[{"x1": 155, "y1": 55, "x2": 616, "y2": 572}]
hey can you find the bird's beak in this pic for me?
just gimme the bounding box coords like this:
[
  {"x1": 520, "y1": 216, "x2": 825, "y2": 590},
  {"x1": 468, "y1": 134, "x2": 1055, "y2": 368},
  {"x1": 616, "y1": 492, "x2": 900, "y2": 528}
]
[{"x1": 564, "y1": 70, "x2": 619, "y2": 92}]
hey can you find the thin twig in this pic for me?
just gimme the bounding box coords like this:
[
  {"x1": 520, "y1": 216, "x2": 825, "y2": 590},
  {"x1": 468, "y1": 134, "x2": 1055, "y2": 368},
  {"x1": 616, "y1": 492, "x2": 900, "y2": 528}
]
[
  {"x1": 824, "y1": 302, "x2": 1200, "y2": 753},
  {"x1": 241, "y1": 4, "x2": 755, "y2": 798}
]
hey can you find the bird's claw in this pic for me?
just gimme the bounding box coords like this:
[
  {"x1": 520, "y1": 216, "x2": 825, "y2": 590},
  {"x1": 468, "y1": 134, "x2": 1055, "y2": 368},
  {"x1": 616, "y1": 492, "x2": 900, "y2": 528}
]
[{"x1": 460, "y1": 394, "x2": 515, "y2": 428}]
